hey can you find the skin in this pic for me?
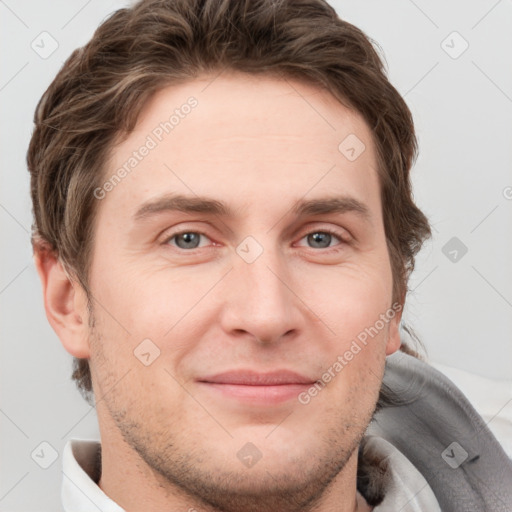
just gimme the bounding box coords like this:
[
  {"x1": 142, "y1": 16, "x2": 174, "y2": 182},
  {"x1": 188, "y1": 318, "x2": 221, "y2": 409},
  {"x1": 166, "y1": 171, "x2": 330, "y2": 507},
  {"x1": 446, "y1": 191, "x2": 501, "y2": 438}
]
[{"x1": 36, "y1": 71, "x2": 402, "y2": 512}]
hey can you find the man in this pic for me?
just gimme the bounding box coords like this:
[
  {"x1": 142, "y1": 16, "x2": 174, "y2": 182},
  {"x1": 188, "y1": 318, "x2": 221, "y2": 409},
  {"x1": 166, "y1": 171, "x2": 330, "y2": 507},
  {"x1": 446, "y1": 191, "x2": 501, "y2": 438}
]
[{"x1": 28, "y1": 0, "x2": 512, "y2": 510}]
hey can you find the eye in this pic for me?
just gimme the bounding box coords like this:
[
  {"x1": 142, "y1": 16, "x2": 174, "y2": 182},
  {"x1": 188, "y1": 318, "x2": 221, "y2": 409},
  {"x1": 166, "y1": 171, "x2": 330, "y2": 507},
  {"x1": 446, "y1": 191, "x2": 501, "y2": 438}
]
[
  {"x1": 165, "y1": 231, "x2": 211, "y2": 250},
  {"x1": 163, "y1": 228, "x2": 348, "y2": 252},
  {"x1": 297, "y1": 229, "x2": 346, "y2": 250}
]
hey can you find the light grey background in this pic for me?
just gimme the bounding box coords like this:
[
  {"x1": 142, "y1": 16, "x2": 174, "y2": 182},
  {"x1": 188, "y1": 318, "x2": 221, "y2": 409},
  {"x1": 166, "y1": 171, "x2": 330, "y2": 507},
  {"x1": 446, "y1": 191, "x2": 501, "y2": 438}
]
[{"x1": 1, "y1": 0, "x2": 511, "y2": 510}]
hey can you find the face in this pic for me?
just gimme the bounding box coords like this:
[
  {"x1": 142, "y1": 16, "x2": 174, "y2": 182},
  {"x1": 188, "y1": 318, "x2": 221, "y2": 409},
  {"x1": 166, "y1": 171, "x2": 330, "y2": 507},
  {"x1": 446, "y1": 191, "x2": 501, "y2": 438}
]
[{"x1": 83, "y1": 72, "x2": 401, "y2": 510}]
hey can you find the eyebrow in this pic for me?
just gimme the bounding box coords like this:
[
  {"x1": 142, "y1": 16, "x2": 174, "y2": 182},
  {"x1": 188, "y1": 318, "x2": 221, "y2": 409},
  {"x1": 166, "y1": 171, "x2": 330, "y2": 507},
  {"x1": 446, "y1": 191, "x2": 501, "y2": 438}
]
[{"x1": 133, "y1": 193, "x2": 371, "y2": 223}]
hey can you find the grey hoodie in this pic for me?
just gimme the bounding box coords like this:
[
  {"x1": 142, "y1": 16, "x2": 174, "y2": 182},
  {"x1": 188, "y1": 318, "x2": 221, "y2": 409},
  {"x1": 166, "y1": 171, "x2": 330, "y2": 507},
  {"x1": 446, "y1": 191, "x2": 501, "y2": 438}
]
[{"x1": 359, "y1": 350, "x2": 512, "y2": 511}]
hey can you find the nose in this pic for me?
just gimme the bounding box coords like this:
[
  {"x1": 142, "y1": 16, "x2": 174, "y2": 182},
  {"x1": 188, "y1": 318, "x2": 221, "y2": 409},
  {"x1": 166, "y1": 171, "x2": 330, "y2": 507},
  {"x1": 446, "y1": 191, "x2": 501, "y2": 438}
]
[{"x1": 218, "y1": 241, "x2": 303, "y2": 345}]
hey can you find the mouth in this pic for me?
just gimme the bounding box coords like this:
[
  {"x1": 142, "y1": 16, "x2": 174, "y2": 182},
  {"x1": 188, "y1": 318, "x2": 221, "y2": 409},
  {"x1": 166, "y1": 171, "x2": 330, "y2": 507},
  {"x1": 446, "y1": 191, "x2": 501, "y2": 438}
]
[{"x1": 196, "y1": 369, "x2": 316, "y2": 405}]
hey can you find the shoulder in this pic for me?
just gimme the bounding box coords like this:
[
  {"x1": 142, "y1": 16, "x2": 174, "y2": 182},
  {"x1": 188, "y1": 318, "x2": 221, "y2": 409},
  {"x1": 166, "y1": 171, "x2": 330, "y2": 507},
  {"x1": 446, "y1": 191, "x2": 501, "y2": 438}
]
[{"x1": 363, "y1": 351, "x2": 512, "y2": 511}]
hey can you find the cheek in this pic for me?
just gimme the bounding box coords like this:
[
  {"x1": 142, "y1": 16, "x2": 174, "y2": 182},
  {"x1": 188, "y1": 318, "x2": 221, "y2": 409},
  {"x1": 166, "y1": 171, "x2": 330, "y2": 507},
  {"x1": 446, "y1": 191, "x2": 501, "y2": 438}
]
[
  {"x1": 89, "y1": 253, "x2": 209, "y2": 335},
  {"x1": 298, "y1": 259, "x2": 393, "y2": 391},
  {"x1": 87, "y1": 262, "x2": 222, "y2": 388},
  {"x1": 299, "y1": 260, "x2": 393, "y2": 337}
]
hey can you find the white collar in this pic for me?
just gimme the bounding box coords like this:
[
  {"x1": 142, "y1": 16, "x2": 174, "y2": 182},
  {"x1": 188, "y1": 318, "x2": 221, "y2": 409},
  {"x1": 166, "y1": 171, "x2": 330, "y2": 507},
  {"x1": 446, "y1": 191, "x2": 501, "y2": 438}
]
[
  {"x1": 61, "y1": 438, "x2": 125, "y2": 512},
  {"x1": 367, "y1": 436, "x2": 441, "y2": 511}
]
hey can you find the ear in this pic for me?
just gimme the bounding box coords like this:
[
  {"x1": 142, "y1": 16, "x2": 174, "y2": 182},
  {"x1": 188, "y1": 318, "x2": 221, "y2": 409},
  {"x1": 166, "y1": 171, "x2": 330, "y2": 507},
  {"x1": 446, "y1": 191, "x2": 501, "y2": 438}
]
[
  {"x1": 34, "y1": 244, "x2": 90, "y2": 359},
  {"x1": 385, "y1": 299, "x2": 403, "y2": 356}
]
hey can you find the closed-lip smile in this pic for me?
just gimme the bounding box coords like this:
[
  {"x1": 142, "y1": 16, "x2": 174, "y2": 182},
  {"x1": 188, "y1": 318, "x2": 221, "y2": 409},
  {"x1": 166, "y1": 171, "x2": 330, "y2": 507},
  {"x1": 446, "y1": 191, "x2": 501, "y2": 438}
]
[{"x1": 197, "y1": 369, "x2": 317, "y2": 405}]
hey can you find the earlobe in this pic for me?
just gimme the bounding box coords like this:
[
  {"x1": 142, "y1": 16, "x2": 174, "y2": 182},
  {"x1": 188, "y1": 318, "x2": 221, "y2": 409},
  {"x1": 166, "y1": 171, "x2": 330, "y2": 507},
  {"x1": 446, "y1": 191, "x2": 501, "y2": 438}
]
[
  {"x1": 386, "y1": 320, "x2": 401, "y2": 355},
  {"x1": 34, "y1": 246, "x2": 91, "y2": 359},
  {"x1": 385, "y1": 303, "x2": 403, "y2": 356}
]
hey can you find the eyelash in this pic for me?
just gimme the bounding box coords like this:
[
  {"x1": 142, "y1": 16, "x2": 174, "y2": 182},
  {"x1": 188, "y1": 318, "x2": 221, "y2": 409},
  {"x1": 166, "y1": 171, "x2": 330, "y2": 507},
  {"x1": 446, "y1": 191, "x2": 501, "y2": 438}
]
[{"x1": 162, "y1": 227, "x2": 349, "y2": 253}]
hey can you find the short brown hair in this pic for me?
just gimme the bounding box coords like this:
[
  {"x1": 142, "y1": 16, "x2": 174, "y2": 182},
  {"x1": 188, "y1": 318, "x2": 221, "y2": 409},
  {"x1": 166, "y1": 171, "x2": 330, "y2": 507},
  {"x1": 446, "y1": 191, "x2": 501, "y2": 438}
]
[{"x1": 27, "y1": 0, "x2": 431, "y2": 403}]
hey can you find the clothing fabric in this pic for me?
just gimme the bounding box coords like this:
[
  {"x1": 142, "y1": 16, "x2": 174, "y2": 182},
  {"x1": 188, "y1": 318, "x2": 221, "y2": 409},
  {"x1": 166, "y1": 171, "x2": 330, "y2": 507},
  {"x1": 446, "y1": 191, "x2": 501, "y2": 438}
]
[
  {"x1": 367, "y1": 351, "x2": 512, "y2": 511},
  {"x1": 62, "y1": 439, "x2": 124, "y2": 512},
  {"x1": 61, "y1": 351, "x2": 512, "y2": 511}
]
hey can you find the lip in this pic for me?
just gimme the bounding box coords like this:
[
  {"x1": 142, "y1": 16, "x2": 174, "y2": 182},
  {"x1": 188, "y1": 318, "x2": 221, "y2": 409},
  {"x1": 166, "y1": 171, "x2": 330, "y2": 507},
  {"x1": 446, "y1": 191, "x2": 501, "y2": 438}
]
[
  {"x1": 196, "y1": 370, "x2": 316, "y2": 405},
  {"x1": 198, "y1": 369, "x2": 316, "y2": 385}
]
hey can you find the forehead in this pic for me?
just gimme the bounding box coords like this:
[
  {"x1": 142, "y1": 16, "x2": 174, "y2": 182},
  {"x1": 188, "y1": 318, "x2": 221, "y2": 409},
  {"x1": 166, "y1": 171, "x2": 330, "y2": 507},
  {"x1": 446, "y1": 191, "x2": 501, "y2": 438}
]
[
  {"x1": 135, "y1": 71, "x2": 374, "y2": 157},
  {"x1": 101, "y1": 72, "x2": 380, "y2": 221}
]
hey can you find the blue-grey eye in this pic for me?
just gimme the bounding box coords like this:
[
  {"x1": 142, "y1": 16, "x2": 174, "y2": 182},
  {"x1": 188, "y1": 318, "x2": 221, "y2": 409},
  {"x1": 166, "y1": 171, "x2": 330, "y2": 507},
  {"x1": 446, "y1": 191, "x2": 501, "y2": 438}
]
[
  {"x1": 307, "y1": 232, "x2": 333, "y2": 249},
  {"x1": 172, "y1": 232, "x2": 202, "y2": 249}
]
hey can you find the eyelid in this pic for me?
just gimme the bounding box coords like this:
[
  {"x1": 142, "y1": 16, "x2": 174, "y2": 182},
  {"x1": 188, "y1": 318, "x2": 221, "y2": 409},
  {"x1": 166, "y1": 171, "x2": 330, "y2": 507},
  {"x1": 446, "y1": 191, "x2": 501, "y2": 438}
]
[
  {"x1": 294, "y1": 220, "x2": 352, "y2": 241},
  {"x1": 159, "y1": 221, "x2": 216, "y2": 243}
]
